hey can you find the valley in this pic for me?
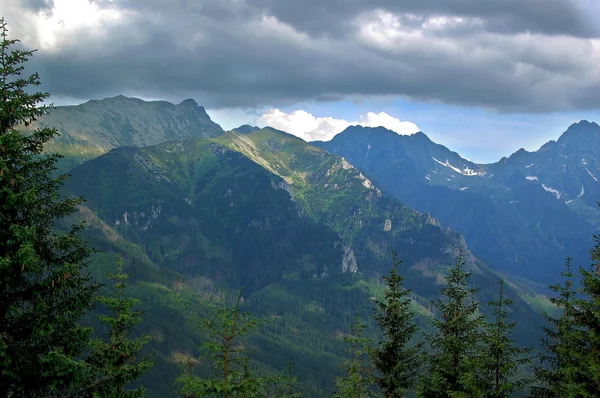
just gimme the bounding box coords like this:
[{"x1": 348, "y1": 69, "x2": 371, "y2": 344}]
[
  {"x1": 28, "y1": 96, "x2": 594, "y2": 396},
  {"x1": 4, "y1": 5, "x2": 600, "y2": 396}
]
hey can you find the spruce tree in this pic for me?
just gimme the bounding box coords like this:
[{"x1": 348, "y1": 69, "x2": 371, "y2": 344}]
[
  {"x1": 176, "y1": 290, "x2": 277, "y2": 397},
  {"x1": 481, "y1": 278, "x2": 532, "y2": 397},
  {"x1": 0, "y1": 18, "x2": 99, "y2": 397},
  {"x1": 532, "y1": 258, "x2": 585, "y2": 397},
  {"x1": 277, "y1": 361, "x2": 302, "y2": 398},
  {"x1": 418, "y1": 249, "x2": 486, "y2": 398},
  {"x1": 332, "y1": 318, "x2": 377, "y2": 398},
  {"x1": 85, "y1": 257, "x2": 154, "y2": 397},
  {"x1": 372, "y1": 250, "x2": 422, "y2": 397},
  {"x1": 571, "y1": 236, "x2": 600, "y2": 396}
]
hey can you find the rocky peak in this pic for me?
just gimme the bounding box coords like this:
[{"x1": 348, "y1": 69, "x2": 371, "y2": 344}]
[
  {"x1": 178, "y1": 98, "x2": 199, "y2": 107},
  {"x1": 557, "y1": 120, "x2": 600, "y2": 146}
]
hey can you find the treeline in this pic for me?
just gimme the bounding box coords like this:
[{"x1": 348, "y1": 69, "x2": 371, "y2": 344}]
[
  {"x1": 180, "y1": 248, "x2": 599, "y2": 397},
  {"x1": 1, "y1": 17, "x2": 599, "y2": 398},
  {"x1": 328, "y1": 250, "x2": 600, "y2": 397}
]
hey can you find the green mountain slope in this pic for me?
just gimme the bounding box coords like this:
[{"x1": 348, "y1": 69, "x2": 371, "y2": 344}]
[
  {"x1": 21, "y1": 95, "x2": 224, "y2": 170},
  {"x1": 61, "y1": 128, "x2": 545, "y2": 397},
  {"x1": 217, "y1": 128, "x2": 544, "y2": 325}
]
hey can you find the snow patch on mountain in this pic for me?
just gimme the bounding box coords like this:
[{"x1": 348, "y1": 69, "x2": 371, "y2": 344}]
[
  {"x1": 431, "y1": 157, "x2": 484, "y2": 177},
  {"x1": 432, "y1": 156, "x2": 461, "y2": 173},
  {"x1": 586, "y1": 168, "x2": 598, "y2": 182},
  {"x1": 542, "y1": 184, "x2": 563, "y2": 199}
]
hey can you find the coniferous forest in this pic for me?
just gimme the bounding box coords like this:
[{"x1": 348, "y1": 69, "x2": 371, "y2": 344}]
[{"x1": 1, "y1": 18, "x2": 600, "y2": 398}]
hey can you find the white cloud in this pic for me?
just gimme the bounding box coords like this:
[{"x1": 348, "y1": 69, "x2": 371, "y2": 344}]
[
  {"x1": 256, "y1": 108, "x2": 419, "y2": 141},
  {"x1": 5, "y1": 0, "x2": 128, "y2": 52},
  {"x1": 357, "y1": 112, "x2": 420, "y2": 134}
]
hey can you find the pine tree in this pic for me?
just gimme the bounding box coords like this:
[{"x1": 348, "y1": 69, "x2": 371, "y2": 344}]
[
  {"x1": 372, "y1": 250, "x2": 422, "y2": 397},
  {"x1": 481, "y1": 278, "x2": 532, "y2": 397},
  {"x1": 277, "y1": 361, "x2": 302, "y2": 398},
  {"x1": 0, "y1": 18, "x2": 100, "y2": 397},
  {"x1": 332, "y1": 318, "x2": 377, "y2": 398},
  {"x1": 532, "y1": 257, "x2": 585, "y2": 397},
  {"x1": 85, "y1": 256, "x2": 154, "y2": 397},
  {"x1": 419, "y1": 249, "x2": 486, "y2": 398},
  {"x1": 571, "y1": 236, "x2": 600, "y2": 396},
  {"x1": 176, "y1": 290, "x2": 277, "y2": 397}
]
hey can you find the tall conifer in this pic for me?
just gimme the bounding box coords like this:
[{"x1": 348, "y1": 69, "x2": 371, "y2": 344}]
[
  {"x1": 419, "y1": 249, "x2": 485, "y2": 398},
  {"x1": 86, "y1": 257, "x2": 154, "y2": 397},
  {"x1": 481, "y1": 278, "x2": 532, "y2": 397},
  {"x1": 0, "y1": 18, "x2": 99, "y2": 397},
  {"x1": 372, "y1": 250, "x2": 422, "y2": 397},
  {"x1": 571, "y1": 236, "x2": 600, "y2": 396},
  {"x1": 532, "y1": 258, "x2": 584, "y2": 397},
  {"x1": 332, "y1": 318, "x2": 377, "y2": 398},
  {"x1": 176, "y1": 290, "x2": 277, "y2": 397}
]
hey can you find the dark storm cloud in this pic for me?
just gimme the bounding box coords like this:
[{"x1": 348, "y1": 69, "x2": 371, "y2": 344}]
[
  {"x1": 250, "y1": 0, "x2": 598, "y2": 38},
  {"x1": 7, "y1": 0, "x2": 600, "y2": 112}
]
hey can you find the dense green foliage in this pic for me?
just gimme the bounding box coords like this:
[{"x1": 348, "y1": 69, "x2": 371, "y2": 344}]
[
  {"x1": 0, "y1": 19, "x2": 100, "y2": 397},
  {"x1": 419, "y1": 250, "x2": 486, "y2": 397},
  {"x1": 176, "y1": 290, "x2": 278, "y2": 397},
  {"x1": 532, "y1": 246, "x2": 600, "y2": 397},
  {"x1": 532, "y1": 258, "x2": 583, "y2": 397},
  {"x1": 277, "y1": 362, "x2": 303, "y2": 398},
  {"x1": 481, "y1": 279, "x2": 533, "y2": 397},
  {"x1": 372, "y1": 251, "x2": 422, "y2": 397},
  {"x1": 574, "y1": 236, "x2": 600, "y2": 394},
  {"x1": 332, "y1": 319, "x2": 377, "y2": 398},
  {"x1": 86, "y1": 257, "x2": 154, "y2": 397}
]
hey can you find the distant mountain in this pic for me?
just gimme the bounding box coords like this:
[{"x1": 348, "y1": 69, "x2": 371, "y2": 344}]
[
  {"x1": 21, "y1": 95, "x2": 224, "y2": 169},
  {"x1": 62, "y1": 126, "x2": 543, "y2": 397},
  {"x1": 488, "y1": 120, "x2": 600, "y2": 225},
  {"x1": 314, "y1": 122, "x2": 600, "y2": 283},
  {"x1": 234, "y1": 124, "x2": 262, "y2": 134}
]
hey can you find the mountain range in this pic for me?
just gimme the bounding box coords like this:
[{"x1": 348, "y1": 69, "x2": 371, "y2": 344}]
[
  {"x1": 314, "y1": 121, "x2": 600, "y2": 284},
  {"x1": 22, "y1": 95, "x2": 224, "y2": 170},
  {"x1": 26, "y1": 95, "x2": 596, "y2": 396}
]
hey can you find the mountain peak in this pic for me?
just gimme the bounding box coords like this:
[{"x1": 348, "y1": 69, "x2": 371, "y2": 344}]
[
  {"x1": 24, "y1": 95, "x2": 224, "y2": 171},
  {"x1": 411, "y1": 130, "x2": 432, "y2": 142},
  {"x1": 234, "y1": 125, "x2": 261, "y2": 134},
  {"x1": 557, "y1": 119, "x2": 600, "y2": 145},
  {"x1": 178, "y1": 98, "x2": 200, "y2": 108},
  {"x1": 570, "y1": 119, "x2": 598, "y2": 128}
]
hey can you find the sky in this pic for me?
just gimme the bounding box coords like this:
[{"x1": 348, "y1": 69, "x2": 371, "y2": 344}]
[{"x1": 3, "y1": 0, "x2": 600, "y2": 163}]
